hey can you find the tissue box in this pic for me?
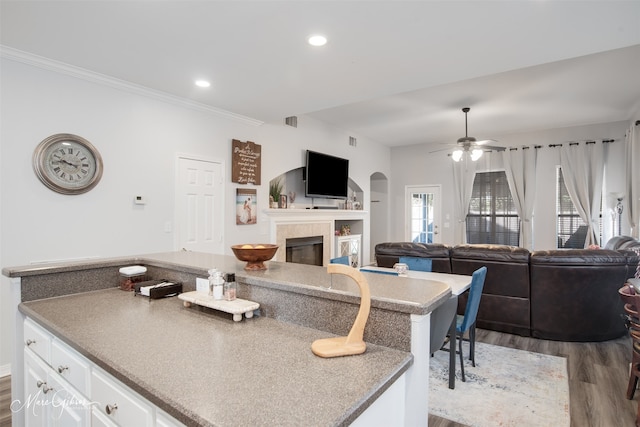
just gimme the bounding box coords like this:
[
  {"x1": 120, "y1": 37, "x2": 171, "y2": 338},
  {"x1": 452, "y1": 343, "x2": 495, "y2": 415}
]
[
  {"x1": 119, "y1": 265, "x2": 147, "y2": 291},
  {"x1": 134, "y1": 280, "x2": 183, "y2": 299}
]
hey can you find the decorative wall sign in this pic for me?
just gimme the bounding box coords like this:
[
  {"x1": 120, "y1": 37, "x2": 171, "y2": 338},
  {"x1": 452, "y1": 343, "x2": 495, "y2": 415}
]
[
  {"x1": 236, "y1": 188, "x2": 257, "y2": 225},
  {"x1": 231, "y1": 139, "x2": 261, "y2": 185}
]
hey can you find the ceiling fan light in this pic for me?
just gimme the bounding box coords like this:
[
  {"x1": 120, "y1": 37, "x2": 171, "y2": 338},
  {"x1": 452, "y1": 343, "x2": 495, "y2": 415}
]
[
  {"x1": 471, "y1": 149, "x2": 483, "y2": 161},
  {"x1": 452, "y1": 150, "x2": 463, "y2": 162}
]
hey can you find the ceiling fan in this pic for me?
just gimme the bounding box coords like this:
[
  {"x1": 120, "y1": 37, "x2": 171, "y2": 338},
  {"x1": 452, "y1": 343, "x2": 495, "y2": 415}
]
[{"x1": 448, "y1": 107, "x2": 505, "y2": 161}]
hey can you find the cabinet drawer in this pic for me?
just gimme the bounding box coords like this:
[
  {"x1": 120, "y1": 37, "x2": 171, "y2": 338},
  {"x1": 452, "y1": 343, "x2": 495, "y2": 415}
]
[
  {"x1": 23, "y1": 318, "x2": 51, "y2": 363},
  {"x1": 51, "y1": 339, "x2": 90, "y2": 396},
  {"x1": 91, "y1": 369, "x2": 152, "y2": 427}
]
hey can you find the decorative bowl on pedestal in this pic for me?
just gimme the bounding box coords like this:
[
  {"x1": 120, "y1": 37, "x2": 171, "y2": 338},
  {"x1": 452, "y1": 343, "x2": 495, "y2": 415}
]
[{"x1": 231, "y1": 244, "x2": 279, "y2": 270}]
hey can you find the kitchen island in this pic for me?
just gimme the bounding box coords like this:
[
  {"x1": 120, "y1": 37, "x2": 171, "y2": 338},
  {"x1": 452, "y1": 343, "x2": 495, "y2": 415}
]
[{"x1": 4, "y1": 251, "x2": 451, "y2": 426}]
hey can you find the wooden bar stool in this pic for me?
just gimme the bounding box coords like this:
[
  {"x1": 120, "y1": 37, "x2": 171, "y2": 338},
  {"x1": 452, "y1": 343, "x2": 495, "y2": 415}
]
[{"x1": 619, "y1": 284, "x2": 640, "y2": 427}]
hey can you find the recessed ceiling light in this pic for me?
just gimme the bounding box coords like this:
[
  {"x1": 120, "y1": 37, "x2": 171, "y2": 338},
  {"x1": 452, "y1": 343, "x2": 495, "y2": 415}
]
[
  {"x1": 308, "y1": 35, "x2": 327, "y2": 47},
  {"x1": 195, "y1": 80, "x2": 211, "y2": 88}
]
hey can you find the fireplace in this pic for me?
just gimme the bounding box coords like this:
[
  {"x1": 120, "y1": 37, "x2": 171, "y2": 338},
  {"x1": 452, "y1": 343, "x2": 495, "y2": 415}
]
[{"x1": 286, "y1": 236, "x2": 323, "y2": 266}]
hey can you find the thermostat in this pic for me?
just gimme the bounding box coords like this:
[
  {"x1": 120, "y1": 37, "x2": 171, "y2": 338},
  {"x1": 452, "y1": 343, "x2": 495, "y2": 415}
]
[{"x1": 134, "y1": 195, "x2": 146, "y2": 205}]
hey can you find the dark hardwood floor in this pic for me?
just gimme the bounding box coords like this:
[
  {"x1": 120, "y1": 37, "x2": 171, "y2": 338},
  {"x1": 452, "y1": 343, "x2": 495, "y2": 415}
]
[
  {"x1": 0, "y1": 329, "x2": 636, "y2": 426},
  {"x1": 429, "y1": 329, "x2": 638, "y2": 427}
]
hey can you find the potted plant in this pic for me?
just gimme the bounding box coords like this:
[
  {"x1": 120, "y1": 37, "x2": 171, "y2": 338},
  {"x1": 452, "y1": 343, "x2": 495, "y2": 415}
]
[{"x1": 269, "y1": 178, "x2": 283, "y2": 208}]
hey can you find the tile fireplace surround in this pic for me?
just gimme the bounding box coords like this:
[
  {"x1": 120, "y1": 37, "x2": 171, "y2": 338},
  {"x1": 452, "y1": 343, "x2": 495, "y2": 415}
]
[{"x1": 264, "y1": 209, "x2": 367, "y2": 265}]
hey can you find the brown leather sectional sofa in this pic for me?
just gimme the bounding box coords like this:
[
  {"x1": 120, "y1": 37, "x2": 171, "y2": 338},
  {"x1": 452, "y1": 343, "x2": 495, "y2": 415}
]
[{"x1": 375, "y1": 241, "x2": 638, "y2": 342}]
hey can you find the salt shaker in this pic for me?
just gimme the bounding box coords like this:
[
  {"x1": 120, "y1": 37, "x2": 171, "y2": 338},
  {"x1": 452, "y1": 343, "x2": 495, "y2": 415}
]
[{"x1": 211, "y1": 270, "x2": 224, "y2": 300}]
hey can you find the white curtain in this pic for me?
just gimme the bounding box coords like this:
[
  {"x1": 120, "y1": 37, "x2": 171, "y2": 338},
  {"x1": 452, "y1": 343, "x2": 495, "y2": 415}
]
[
  {"x1": 626, "y1": 123, "x2": 639, "y2": 238},
  {"x1": 560, "y1": 143, "x2": 605, "y2": 247},
  {"x1": 502, "y1": 147, "x2": 538, "y2": 250},
  {"x1": 452, "y1": 157, "x2": 477, "y2": 244}
]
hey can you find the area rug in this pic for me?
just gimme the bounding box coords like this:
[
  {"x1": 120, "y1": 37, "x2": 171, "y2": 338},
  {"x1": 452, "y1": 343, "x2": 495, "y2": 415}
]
[{"x1": 429, "y1": 342, "x2": 570, "y2": 427}]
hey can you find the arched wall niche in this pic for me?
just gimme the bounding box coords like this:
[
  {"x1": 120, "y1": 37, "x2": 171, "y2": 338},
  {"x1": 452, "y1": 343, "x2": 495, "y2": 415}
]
[{"x1": 269, "y1": 167, "x2": 363, "y2": 209}]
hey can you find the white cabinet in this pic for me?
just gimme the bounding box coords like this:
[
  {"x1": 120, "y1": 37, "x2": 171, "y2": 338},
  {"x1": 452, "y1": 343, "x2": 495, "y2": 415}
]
[
  {"x1": 24, "y1": 317, "x2": 51, "y2": 363},
  {"x1": 23, "y1": 349, "x2": 50, "y2": 426},
  {"x1": 23, "y1": 349, "x2": 89, "y2": 427},
  {"x1": 335, "y1": 234, "x2": 362, "y2": 268},
  {"x1": 92, "y1": 407, "x2": 118, "y2": 427},
  {"x1": 22, "y1": 316, "x2": 184, "y2": 427},
  {"x1": 51, "y1": 339, "x2": 90, "y2": 396},
  {"x1": 92, "y1": 368, "x2": 153, "y2": 427},
  {"x1": 47, "y1": 373, "x2": 89, "y2": 427}
]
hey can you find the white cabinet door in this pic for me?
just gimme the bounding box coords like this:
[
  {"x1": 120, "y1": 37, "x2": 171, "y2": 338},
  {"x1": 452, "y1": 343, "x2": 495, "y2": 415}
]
[
  {"x1": 24, "y1": 349, "x2": 50, "y2": 427},
  {"x1": 335, "y1": 234, "x2": 362, "y2": 267},
  {"x1": 91, "y1": 407, "x2": 118, "y2": 427},
  {"x1": 47, "y1": 373, "x2": 89, "y2": 427}
]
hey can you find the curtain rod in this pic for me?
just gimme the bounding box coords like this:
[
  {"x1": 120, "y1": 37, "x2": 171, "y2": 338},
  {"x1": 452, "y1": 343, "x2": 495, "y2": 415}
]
[{"x1": 548, "y1": 139, "x2": 615, "y2": 148}]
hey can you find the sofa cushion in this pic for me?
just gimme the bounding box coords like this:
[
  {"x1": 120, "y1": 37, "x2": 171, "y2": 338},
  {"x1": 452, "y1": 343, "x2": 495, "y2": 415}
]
[
  {"x1": 450, "y1": 244, "x2": 530, "y2": 298},
  {"x1": 375, "y1": 242, "x2": 451, "y2": 273},
  {"x1": 450, "y1": 244, "x2": 531, "y2": 335}
]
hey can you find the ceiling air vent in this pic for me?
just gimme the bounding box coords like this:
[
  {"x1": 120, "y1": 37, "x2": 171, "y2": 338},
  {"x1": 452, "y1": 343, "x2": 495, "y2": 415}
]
[
  {"x1": 284, "y1": 116, "x2": 298, "y2": 128},
  {"x1": 349, "y1": 136, "x2": 357, "y2": 147}
]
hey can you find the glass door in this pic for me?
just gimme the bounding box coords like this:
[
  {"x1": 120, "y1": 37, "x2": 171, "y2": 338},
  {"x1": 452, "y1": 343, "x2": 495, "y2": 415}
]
[{"x1": 405, "y1": 185, "x2": 441, "y2": 243}]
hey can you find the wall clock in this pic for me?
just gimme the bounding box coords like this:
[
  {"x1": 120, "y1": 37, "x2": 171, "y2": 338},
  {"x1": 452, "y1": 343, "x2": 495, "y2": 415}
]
[{"x1": 32, "y1": 133, "x2": 103, "y2": 195}]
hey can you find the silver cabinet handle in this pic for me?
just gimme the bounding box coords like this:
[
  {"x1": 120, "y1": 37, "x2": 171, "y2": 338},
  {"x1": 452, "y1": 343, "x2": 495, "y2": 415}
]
[
  {"x1": 105, "y1": 403, "x2": 118, "y2": 415},
  {"x1": 36, "y1": 380, "x2": 53, "y2": 394},
  {"x1": 26, "y1": 339, "x2": 36, "y2": 346},
  {"x1": 57, "y1": 365, "x2": 69, "y2": 374}
]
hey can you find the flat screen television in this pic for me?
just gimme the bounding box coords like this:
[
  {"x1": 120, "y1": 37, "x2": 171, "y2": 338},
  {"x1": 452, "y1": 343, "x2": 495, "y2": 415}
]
[{"x1": 305, "y1": 150, "x2": 349, "y2": 199}]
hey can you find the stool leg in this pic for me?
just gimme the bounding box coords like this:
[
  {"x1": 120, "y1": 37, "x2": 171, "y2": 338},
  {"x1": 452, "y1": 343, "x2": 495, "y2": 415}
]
[
  {"x1": 629, "y1": 367, "x2": 639, "y2": 400},
  {"x1": 470, "y1": 325, "x2": 476, "y2": 367},
  {"x1": 458, "y1": 332, "x2": 466, "y2": 382}
]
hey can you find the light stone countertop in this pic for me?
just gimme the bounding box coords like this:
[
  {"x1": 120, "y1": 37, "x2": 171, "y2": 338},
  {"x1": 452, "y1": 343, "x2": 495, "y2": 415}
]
[{"x1": 20, "y1": 288, "x2": 413, "y2": 427}]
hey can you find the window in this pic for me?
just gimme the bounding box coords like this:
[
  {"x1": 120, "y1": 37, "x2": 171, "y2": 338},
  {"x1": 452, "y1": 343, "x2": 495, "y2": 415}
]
[
  {"x1": 466, "y1": 171, "x2": 520, "y2": 245},
  {"x1": 556, "y1": 167, "x2": 601, "y2": 248}
]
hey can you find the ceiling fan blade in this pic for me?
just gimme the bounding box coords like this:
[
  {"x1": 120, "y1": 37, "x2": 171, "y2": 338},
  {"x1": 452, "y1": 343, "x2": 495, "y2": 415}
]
[
  {"x1": 474, "y1": 139, "x2": 499, "y2": 146},
  {"x1": 480, "y1": 145, "x2": 506, "y2": 152},
  {"x1": 429, "y1": 146, "x2": 458, "y2": 154}
]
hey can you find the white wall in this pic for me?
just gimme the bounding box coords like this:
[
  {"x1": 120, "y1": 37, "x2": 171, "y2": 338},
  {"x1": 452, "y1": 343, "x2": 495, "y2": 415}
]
[
  {"x1": 390, "y1": 121, "x2": 630, "y2": 248},
  {"x1": 0, "y1": 58, "x2": 391, "y2": 368}
]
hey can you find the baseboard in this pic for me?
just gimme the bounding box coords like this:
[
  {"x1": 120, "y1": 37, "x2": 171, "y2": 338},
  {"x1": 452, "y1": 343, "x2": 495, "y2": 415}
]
[{"x1": 0, "y1": 364, "x2": 10, "y2": 377}]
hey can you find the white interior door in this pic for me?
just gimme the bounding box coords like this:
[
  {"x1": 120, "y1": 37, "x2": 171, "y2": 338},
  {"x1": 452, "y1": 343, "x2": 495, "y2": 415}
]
[
  {"x1": 176, "y1": 156, "x2": 224, "y2": 253},
  {"x1": 405, "y1": 185, "x2": 441, "y2": 243}
]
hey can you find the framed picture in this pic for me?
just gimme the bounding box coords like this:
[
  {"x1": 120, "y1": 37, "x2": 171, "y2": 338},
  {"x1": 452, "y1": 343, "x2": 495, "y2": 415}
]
[
  {"x1": 236, "y1": 188, "x2": 257, "y2": 225},
  {"x1": 279, "y1": 194, "x2": 287, "y2": 209}
]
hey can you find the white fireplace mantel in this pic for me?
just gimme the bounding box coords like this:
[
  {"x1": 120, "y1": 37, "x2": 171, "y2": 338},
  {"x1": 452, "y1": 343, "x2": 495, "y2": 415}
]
[{"x1": 264, "y1": 209, "x2": 368, "y2": 265}]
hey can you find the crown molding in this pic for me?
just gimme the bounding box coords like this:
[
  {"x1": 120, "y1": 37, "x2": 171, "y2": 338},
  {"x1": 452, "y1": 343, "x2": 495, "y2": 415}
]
[{"x1": 0, "y1": 45, "x2": 264, "y2": 127}]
